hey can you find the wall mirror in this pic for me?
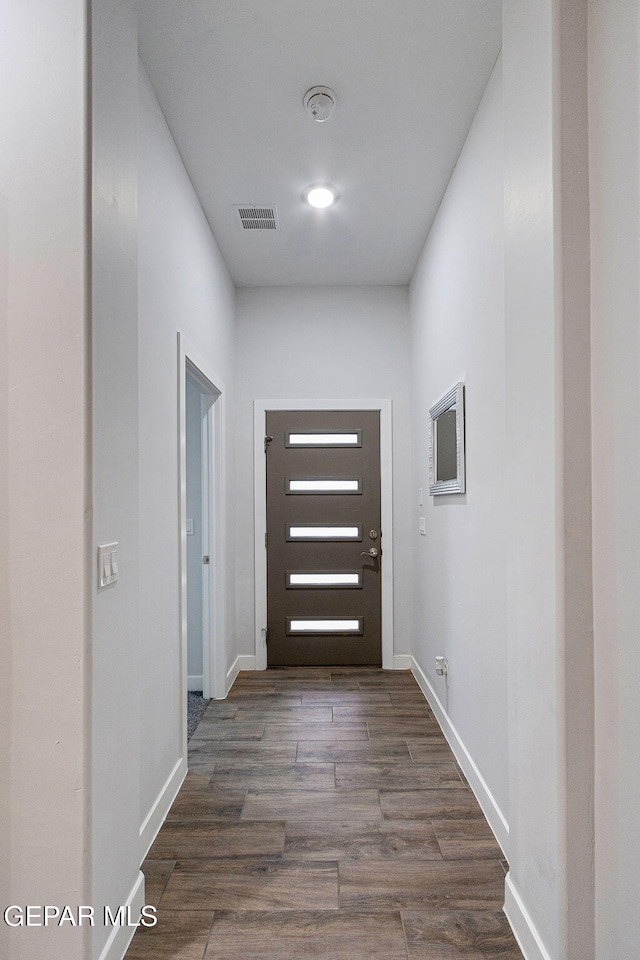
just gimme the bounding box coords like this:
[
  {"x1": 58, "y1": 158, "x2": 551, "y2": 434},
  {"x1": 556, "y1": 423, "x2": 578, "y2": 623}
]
[{"x1": 429, "y1": 382, "x2": 465, "y2": 495}]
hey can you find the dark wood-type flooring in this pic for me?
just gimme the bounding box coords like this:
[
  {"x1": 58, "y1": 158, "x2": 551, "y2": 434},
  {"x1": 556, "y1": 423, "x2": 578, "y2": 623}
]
[{"x1": 126, "y1": 668, "x2": 523, "y2": 960}]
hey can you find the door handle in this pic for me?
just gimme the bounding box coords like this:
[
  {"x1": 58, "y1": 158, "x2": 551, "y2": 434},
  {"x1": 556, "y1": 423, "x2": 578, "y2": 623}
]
[{"x1": 360, "y1": 547, "x2": 379, "y2": 558}]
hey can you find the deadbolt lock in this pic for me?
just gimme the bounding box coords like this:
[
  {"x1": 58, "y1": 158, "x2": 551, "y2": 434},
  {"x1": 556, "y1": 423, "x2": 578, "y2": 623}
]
[{"x1": 369, "y1": 530, "x2": 378, "y2": 540}]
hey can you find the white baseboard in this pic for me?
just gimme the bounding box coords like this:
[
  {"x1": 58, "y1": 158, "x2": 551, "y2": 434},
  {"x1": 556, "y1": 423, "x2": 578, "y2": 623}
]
[
  {"x1": 410, "y1": 655, "x2": 510, "y2": 856},
  {"x1": 504, "y1": 874, "x2": 554, "y2": 960},
  {"x1": 139, "y1": 756, "x2": 187, "y2": 862},
  {"x1": 226, "y1": 654, "x2": 257, "y2": 694},
  {"x1": 393, "y1": 654, "x2": 412, "y2": 670},
  {"x1": 95, "y1": 869, "x2": 145, "y2": 960},
  {"x1": 187, "y1": 674, "x2": 204, "y2": 692}
]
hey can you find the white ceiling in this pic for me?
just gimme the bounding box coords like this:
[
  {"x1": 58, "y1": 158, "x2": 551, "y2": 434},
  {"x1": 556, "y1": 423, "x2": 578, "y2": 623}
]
[{"x1": 138, "y1": 0, "x2": 502, "y2": 287}]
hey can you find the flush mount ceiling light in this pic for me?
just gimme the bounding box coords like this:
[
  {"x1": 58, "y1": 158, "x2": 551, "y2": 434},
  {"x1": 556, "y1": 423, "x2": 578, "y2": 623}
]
[{"x1": 304, "y1": 184, "x2": 339, "y2": 209}]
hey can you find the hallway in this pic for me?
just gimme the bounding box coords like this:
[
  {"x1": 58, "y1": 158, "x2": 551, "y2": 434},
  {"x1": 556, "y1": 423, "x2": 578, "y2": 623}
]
[{"x1": 126, "y1": 668, "x2": 523, "y2": 959}]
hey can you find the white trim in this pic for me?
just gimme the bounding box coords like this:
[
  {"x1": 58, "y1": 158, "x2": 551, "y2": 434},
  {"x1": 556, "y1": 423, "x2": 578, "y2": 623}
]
[
  {"x1": 504, "y1": 874, "x2": 554, "y2": 960},
  {"x1": 188, "y1": 674, "x2": 204, "y2": 692},
  {"x1": 226, "y1": 654, "x2": 257, "y2": 694},
  {"x1": 95, "y1": 870, "x2": 146, "y2": 960},
  {"x1": 393, "y1": 654, "x2": 412, "y2": 670},
  {"x1": 178, "y1": 331, "x2": 228, "y2": 759},
  {"x1": 253, "y1": 399, "x2": 395, "y2": 670},
  {"x1": 139, "y1": 756, "x2": 187, "y2": 862},
  {"x1": 411, "y1": 655, "x2": 510, "y2": 855},
  {"x1": 200, "y1": 391, "x2": 212, "y2": 699}
]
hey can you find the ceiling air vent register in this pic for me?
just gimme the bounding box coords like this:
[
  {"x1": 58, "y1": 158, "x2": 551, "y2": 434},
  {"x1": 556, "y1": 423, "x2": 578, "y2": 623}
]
[{"x1": 235, "y1": 206, "x2": 278, "y2": 230}]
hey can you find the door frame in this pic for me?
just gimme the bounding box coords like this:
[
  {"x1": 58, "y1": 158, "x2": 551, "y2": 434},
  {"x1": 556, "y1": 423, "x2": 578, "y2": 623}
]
[
  {"x1": 253, "y1": 399, "x2": 395, "y2": 670},
  {"x1": 178, "y1": 333, "x2": 228, "y2": 721}
]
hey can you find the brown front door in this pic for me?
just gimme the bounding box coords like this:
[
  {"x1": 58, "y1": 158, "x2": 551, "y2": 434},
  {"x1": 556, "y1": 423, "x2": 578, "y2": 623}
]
[{"x1": 265, "y1": 410, "x2": 382, "y2": 666}]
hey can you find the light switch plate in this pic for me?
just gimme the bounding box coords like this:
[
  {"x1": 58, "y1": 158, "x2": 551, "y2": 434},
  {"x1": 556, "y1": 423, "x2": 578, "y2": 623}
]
[
  {"x1": 186, "y1": 518, "x2": 194, "y2": 536},
  {"x1": 98, "y1": 542, "x2": 119, "y2": 588},
  {"x1": 419, "y1": 517, "x2": 426, "y2": 536}
]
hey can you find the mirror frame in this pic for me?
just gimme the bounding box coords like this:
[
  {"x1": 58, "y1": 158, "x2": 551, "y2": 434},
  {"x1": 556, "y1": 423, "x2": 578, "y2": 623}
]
[{"x1": 428, "y1": 382, "x2": 466, "y2": 495}]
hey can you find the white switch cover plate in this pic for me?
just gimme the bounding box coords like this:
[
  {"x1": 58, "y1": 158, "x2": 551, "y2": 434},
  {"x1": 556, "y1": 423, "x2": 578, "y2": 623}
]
[
  {"x1": 98, "y1": 542, "x2": 119, "y2": 588},
  {"x1": 419, "y1": 517, "x2": 426, "y2": 535},
  {"x1": 186, "y1": 518, "x2": 194, "y2": 536}
]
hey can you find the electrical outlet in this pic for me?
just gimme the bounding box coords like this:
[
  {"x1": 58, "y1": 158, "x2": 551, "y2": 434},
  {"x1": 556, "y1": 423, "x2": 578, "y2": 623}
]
[{"x1": 435, "y1": 656, "x2": 448, "y2": 677}]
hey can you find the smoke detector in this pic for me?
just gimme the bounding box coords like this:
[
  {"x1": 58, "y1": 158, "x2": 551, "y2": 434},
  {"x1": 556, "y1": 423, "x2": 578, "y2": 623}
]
[{"x1": 304, "y1": 86, "x2": 336, "y2": 122}]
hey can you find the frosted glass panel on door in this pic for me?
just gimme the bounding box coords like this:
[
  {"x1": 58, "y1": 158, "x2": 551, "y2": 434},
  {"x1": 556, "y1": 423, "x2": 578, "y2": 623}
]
[
  {"x1": 287, "y1": 618, "x2": 363, "y2": 634},
  {"x1": 287, "y1": 479, "x2": 361, "y2": 493},
  {"x1": 286, "y1": 431, "x2": 361, "y2": 447},
  {"x1": 287, "y1": 525, "x2": 362, "y2": 541},
  {"x1": 287, "y1": 572, "x2": 362, "y2": 588}
]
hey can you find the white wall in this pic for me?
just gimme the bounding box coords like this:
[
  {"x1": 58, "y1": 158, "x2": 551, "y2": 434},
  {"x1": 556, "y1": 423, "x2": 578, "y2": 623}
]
[
  {"x1": 589, "y1": 3, "x2": 640, "y2": 957},
  {"x1": 138, "y1": 58, "x2": 236, "y2": 827},
  {"x1": 92, "y1": 2, "x2": 142, "y2": 958},
  {"x1": 186, "y1": 376, "x2": 204, "y2": 687},
  {"x1": 409, "y1": 60, "x2": 509, "y2": 844},
  {"x1": 0, "y1": 3, "x2": 90, "y2": 959},
  {"x1": 234, "y1": 286, "x2": 413, "y2": 661},
  {"x1": 503, "y1": 3, "x2": 593, "y2": 959}
]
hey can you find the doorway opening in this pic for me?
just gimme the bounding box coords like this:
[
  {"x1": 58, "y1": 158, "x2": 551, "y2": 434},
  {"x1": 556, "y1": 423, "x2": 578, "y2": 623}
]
[
  {"x1": 185, "y1": 371, "x2": 211, "y2": 733},
  {"x1": 178, "y1": 335, "x2": 227, "y2": 755}
]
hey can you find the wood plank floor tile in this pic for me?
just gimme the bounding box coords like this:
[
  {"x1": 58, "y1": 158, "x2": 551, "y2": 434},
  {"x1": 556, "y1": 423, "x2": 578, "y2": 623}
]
[
  {"x1": 209, "y1": 762, "x2": 336, "y2": 792},
  {"x1": 199, "y1": 702, "x2": 238, "y2": 720},
  {"x1": 226, "y1": 683, "x2": 278, "y2": 696},
  {"x1": 302, "y1": 690, "x2": 393, "y2": 705},
  {"x1": 263, "y1": 721, "x2": 368, "y2": 740},
  {"x1": 332, "y1": 668, "x2": 413, "y2": 681},
  {"x1": 126, "y1": 910, "x2": 214, "y2": 960},
  {"x1": 432, "y1": 821, "x2": 504, "y2": 860},
  {"x1": 296, "y1": 739, "x2": 411, "y2": 763},
  {"x1": 190, "y1": 721, "x2": 265, "y2": 740},
  {"x1": 408, "y1": 740, "x2": 459, "y2": 761},
  {"x1": 339, "y1": 861, "x2": 505, "y2": 912},
  {"x1": 141, "y1": 860, "x2": 176, "y2": 907},
  {"x1": 401, "y1": 910, "x2": 524, "y2": 959},
  {"x1": 233, "y1": 706, "x2": 333, "y2": 723},
  {"x1": 188, "y1": 741, "x2": 297, "y2": 764},
  {"x1": 357, "y1": 674, "x2": 420, "y2": 687},
  {"x1": 367, "y1": 719, "x2": 445, "y2": 739},
  {"x1": 284, "y1": 820, "x2": 442, "y2": 862},
  {"x1": 225, "y1": 691, "x2": 302, "y2": 705},
  {"x1": 333, "y1": 704, "x2": 434, "y2": 721},
  {"x1": 335, "y1": 762, "x2": 465, "y2": 790},
  {"x1": 203, "y1": 910, "x2": 408, "y2": 960},
  {"x1": 270, "y1": 680, "x2": 362, "y2": 691},
  {"x1": 242, "y1": 788, "x2": 382, "y2": 822},
  {"x1": 380, "y1": 789, "x2": 484, "y2": 821},
  {"x1": 165, "y1": 776, "x2": 246, "y2": 821},
  {"x1": 264, "y1": 668, "x2": 334, "y2": 681},
  {"x1": 185, "y1": 755, "x2": 217, "y2": 775},
  {"x1": 389, "y1": 690, "x2": 432, "y2": 703},
  {"x1": 148, "y1": 820, "x2": 285, "y2": 860},
  {"x1": 161, "y1": 859, "x2": 339, "y2": 911}
]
